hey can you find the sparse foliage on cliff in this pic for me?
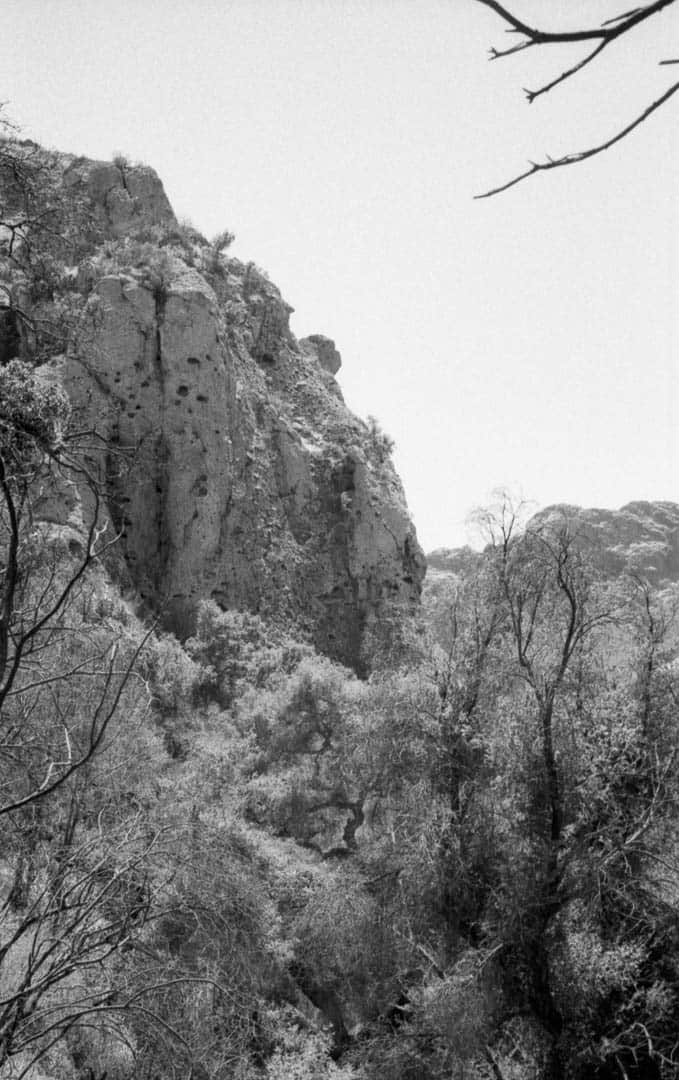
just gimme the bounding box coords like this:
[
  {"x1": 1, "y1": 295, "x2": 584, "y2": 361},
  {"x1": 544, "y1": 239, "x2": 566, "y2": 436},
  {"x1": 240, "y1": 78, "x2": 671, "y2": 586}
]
[
  {"x1": 212, "y1": 228, "x2": 236, "y2": 253},
  {"x1": 0, "y1": 114, "x2": 99, "y2": 369},
  {"x1": 365, "y1": 415, "x2": 395, "y2": 464}
]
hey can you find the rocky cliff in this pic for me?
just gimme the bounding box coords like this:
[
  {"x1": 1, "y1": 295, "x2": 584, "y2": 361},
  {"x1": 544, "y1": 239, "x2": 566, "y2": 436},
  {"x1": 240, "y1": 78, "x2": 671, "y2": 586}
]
[
  {"x1": 530, "y1": 501, "x2": 679, "y2": 583},
  {"x1": 427, "y1": 501, "x2": 679, "y2": 587},
  {"x1": 2, "y1": 147, "x2": 424, "y2": 670}
]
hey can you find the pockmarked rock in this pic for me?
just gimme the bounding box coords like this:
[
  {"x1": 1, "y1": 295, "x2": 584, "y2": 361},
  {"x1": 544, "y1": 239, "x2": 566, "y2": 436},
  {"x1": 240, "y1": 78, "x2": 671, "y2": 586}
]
[{"x1": 8, "y1": 147, "x2": 424, "y2": 671}]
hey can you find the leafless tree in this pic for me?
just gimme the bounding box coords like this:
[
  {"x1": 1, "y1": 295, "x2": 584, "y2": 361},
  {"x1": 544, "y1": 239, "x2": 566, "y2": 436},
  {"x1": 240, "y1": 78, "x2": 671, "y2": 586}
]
[
  {"x1": 0, "y1": 358, "x2": 152, "y2": 818},
  {"x1": 474, "y1": 0, "x2": 679, "y2": 196}
]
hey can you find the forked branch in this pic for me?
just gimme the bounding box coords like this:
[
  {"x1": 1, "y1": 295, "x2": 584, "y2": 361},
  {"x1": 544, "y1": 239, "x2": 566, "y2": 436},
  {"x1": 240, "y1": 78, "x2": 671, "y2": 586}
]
[
  {"x1": 474, "y1": 0, "x2": 679, "y2": 195},
  {"x1": 477, "y1": 0, "x2": 676, "y2": 48}
]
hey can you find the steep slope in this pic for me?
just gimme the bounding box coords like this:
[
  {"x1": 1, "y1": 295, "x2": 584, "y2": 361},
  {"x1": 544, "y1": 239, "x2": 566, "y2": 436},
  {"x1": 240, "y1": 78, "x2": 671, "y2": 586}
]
[{"x1": 2, "y1": 146, "x2": 424, "y2": 670}]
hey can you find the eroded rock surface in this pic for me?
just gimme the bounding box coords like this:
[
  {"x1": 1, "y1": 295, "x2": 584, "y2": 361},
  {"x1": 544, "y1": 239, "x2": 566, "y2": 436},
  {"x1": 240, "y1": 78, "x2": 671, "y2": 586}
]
[{"x1": 11, "y1": 149, "x2": 424, "y2": 669}]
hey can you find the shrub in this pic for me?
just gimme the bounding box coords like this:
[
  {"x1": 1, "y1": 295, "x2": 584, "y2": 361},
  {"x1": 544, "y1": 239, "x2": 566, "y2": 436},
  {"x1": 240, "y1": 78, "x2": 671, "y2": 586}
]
[
  {"x1": 186, "y1": 601, "x2": 312, "y2": 707},
  {"x1": 263, "y1": 1010, "x2": 362, "y2": 1079},
  {"x1": 0, "y1": 359, "x2": 70, "y2": 462},
  {"x1": 143, "y1": 632, "x2": 205, "y2": 714},
  {"x1": 212, "y1": 229, "x2": 236, "y2": 253},
  {"x1": 365, "y1": 415, "x2": 395, "y2": 464}
]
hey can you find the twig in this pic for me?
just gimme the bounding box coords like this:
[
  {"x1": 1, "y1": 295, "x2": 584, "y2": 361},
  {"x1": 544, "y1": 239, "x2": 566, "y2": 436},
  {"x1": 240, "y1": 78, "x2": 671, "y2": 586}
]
[{"x1": 476, "y1": 79, "x2": 679, "y2": 198}]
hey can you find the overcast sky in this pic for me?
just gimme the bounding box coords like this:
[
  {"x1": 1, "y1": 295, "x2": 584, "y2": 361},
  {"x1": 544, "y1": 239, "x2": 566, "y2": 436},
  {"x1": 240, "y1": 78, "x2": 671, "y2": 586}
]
[{"x1": 4, "y1": 0, "x2": 678, "y2": 550}]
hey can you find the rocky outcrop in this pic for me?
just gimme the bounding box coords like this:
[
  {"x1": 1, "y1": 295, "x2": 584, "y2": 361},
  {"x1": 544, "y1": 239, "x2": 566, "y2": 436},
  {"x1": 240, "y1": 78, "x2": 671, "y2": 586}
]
[
  {"x1": 530, "y1": 501, "x2": 679, "y2": 584},
  {"x1": 299, "y1": 334, "x2": 342, "y2": 376},
  {"x1": 427, "y1": 502, "x2": 679, "y2": 590},
  {"x1": 9, "y1": 148, "x2": 424, "y2": 670},
  {"x1": 62, "y1": 153, "x2": 176, "y2": 237}
]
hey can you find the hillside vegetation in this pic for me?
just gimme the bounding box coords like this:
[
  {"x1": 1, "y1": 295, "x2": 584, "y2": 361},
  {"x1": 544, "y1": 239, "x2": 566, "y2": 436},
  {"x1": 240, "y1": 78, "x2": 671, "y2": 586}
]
[{"x1": 2, "y1": 125, "x2": 679, "y2": 1080}]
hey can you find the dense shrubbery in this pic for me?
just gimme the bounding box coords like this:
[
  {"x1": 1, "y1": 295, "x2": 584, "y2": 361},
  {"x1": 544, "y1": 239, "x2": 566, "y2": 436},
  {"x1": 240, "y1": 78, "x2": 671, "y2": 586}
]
[{"x1": 5, "y1": 491, "x2": 679, "y2": 1078}]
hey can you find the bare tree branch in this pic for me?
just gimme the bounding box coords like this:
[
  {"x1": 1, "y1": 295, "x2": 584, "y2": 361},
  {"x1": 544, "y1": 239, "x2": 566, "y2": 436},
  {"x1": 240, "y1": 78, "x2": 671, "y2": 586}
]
[
  {"x1": 474, "y1": 0, "x2": 679, "y2": 194},
  {"x1": 477, "y1": 0, "x2": 677, "y2": 48},
  {"x1": 476, "y1": 78, "x2": 679, "y2": 197},
  {"x1": 0, "y1": 626, "x2": 154, "y2": 816},
  {"x1": 524, "y1": 38, "x2": 610, "y2": 103}
]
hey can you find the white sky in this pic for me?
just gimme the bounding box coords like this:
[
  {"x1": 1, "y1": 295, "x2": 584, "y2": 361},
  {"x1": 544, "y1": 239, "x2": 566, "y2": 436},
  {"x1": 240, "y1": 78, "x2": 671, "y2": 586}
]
[{"x1": 3, "y1": 0, "x2": 678, "y2": 550}]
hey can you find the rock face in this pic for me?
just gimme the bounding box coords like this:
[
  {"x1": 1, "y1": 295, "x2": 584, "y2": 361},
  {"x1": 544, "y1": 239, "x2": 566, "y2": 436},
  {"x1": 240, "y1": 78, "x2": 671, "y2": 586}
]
[
  {"x1": 531, "y1": 502, "x2": 679, "y2": 584},
  {"x1": 299, "y1": 334, "x2": 342, "y2": 376},
  {"x1": 10, "y1": 150, "x2": 424, "y2": 670},
  {"x1": 427, "y1": 502, "x2": 679, "y2": 588},
  {"x1": 63, "y1": 153, "x2": 176, "y2": 237}
]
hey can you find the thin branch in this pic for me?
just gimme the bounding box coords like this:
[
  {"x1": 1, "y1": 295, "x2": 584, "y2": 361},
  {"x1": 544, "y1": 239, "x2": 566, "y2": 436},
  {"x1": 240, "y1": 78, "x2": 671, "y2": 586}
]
[
  {"x1": 0, "y1": 454, "x2": 20, "y2": 688},
  {"x1": 489, "y1": 39, "x2": 535, "y2": 60},
  {"x1": 475, "y1": 78, "x2": 679, "y2": 197},
  {"x1": 0, "y1": 626, "x2": 154, "y2": 815},
  {"x1": 524, "y1": 39, "x2": 610, "y2": 103},
  {"x1": 602, "y1": 7, "x2": 646, "y2": 27},
  {"x1": 476, "y1": 0, "x2": 677, "y2": 47}
]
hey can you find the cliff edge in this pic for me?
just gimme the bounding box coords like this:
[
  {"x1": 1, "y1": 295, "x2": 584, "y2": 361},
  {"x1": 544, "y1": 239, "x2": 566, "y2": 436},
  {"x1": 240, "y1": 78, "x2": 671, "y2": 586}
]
[{"x1": 1, "y1": 146, "x2": 424, "y2": 669}]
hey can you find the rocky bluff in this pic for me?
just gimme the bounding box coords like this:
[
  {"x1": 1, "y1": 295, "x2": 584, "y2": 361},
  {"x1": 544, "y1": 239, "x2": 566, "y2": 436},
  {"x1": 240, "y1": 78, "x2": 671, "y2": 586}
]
[
  {"x1": 9, "y1": 150, "x2": 424, "y2": 670},
  {"x1": 427, "y1": 501, "x2": 679, "y2": 586}
]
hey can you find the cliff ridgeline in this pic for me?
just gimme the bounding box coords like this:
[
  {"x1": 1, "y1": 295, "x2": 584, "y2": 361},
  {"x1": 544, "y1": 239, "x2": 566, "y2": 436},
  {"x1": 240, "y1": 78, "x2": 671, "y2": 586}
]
[{"x1": 1, "y1": 139, "x2": 424, "y2": 670}]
